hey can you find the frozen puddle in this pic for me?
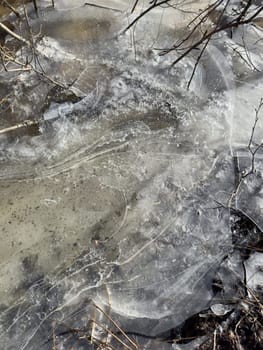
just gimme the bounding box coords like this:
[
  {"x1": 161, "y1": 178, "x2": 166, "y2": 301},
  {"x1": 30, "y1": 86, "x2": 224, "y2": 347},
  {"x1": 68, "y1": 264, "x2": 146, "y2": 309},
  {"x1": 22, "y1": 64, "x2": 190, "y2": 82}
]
[{"x1": 0, "y1": 1, "x2": 263, "y2": 349}]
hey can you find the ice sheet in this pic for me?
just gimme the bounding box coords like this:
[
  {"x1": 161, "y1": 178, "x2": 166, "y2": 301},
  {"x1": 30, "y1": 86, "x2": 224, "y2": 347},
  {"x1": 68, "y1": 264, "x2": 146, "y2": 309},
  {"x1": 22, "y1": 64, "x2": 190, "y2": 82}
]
[{"x1": 0, "y1": 1, "x2": 262, "y2": 349}]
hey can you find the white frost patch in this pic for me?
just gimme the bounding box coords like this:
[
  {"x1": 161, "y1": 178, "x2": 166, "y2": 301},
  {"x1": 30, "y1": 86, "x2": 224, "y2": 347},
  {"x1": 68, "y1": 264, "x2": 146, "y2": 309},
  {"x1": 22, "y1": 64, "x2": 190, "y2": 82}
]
[
  {"x1": 245, "y1": 252, "x2": 263, "y2": 294},
  {"x1": 36, "y1": 36, "x2": 78, "y2": 61},
  {"x1": 211, "y1": 303, "x2": 233, "y2": 316},
  {"x1": 43, "y1": 102, "x2": 74, "y2": 121}
]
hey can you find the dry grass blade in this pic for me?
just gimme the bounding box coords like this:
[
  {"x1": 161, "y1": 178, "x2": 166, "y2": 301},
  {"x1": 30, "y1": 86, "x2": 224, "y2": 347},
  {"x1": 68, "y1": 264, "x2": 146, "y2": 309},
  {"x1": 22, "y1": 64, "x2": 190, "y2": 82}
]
[
  {"x1": 0, "y1": 93, "x2": 11, "y2": 106},
  {"x1": 93, "y1": 303, "x2": 139, "y2": 350},
  {"x1": 52, "y1": 325, "x2": 57, "y2": 350},
  {"x1": 91, "y1": 318, "x2": 134, "y2": 350},
  {"x1": 213, "y1": 329, "x2": 217, "y2": 350}
]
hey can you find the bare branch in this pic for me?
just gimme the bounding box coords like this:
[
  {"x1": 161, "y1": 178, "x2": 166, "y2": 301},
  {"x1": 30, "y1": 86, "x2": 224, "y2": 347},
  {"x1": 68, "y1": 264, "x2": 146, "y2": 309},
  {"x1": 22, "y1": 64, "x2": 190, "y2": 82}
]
[
  {"x1": 0, "y1": 120, "x2": 39, "y2": 135},
  {"x1": 1, "y1": 0, "x2": 20, "y2": 18},
  {"x1": 0, "y1": 21, "x2": 29, "y2": 45},
  {"x1": 125, "y1": 0, "x2": 263, "y2": 89}
]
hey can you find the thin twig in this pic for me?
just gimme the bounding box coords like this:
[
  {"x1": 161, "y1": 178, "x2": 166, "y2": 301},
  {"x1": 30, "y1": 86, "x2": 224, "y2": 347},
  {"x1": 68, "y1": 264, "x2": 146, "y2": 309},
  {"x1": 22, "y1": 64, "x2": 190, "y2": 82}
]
[
  {"x1": 243, "y1": 98, "x2": 263, "y2": 177},
  {"x1": 186, "y1": 36, "x2": 208, "y2": 89},
  {"x1": 131, "y1": 0, "x2": 140, "y2": 13},
  {"x1": 84, "y1": 2, "x2": 123, "y2": 13},
  {"x1": 170, "y1": 5, "x2": 263, "y2": 66},
  {"x1": 0, "y1": 120, "x2": 39, "y2": 135},
  {"x1": 0, "y1": 43, "x2": 67, "y2": 88},
  {"x1": 187, "y1": 0, "x2": 230, "y2": 88},
  {"x1": 2, "y1": 0, "x2": 20, "y2": 18},
  {"x1": 172, "y1": 0, "x2": 224, "y2": 52},
  {"x1": 33, "y1": 0, "x2": 38, "y2": 16},
  {"x1": 89, "y1": 335, "x2": 117, "y2": 350},
  {"x1": 124, "y1": 0, "x2": 171, "y2": 33},
  {"x1": 228, "y1": 98, "x2": 263, "y2": 208}
]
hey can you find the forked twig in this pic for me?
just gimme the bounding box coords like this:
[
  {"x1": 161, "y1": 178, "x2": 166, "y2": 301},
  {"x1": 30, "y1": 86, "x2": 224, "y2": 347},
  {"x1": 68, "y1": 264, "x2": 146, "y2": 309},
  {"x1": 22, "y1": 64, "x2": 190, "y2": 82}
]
[
  {"x1": 228, "y1": 98, "x2": 263, "y2": 208},
  {"x1": 243, "y1": 97, "x2": 263, "y2": 178},
  {"x1": 124, "y1": 0, "x2": 170, "y2": 33}
]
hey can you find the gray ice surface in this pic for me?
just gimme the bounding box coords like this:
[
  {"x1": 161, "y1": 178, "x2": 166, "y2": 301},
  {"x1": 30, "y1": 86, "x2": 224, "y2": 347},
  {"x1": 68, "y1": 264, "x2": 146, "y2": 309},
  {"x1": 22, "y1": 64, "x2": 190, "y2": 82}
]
[{"x1": 0, "y1": 1, "x2": 262, "y2": 349}]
